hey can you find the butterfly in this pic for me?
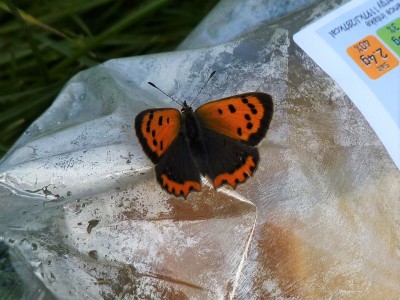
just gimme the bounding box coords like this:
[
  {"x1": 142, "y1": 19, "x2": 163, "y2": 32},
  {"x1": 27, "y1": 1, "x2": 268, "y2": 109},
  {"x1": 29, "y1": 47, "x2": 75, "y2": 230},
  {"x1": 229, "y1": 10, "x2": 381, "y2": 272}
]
[{"x1": 135, "y1": 78, "x2": 273, "y2": 198}]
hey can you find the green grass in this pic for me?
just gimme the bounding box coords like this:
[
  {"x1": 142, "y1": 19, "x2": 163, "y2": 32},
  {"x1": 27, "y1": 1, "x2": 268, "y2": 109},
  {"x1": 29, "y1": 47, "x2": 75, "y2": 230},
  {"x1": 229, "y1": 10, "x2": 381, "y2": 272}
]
[{"x1": 0, "y1": 0, "x2": 218, "y2": 158}]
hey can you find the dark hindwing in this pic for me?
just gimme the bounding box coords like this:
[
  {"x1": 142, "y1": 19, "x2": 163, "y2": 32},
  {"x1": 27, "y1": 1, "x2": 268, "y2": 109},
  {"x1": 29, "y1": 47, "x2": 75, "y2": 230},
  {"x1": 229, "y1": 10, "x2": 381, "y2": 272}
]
[
  {"x1": 199, "y1": 127, "x2": 260, "y2": 188},
  {"x1": 155, "y1": 133, "x2": 201, "y2": 197}
]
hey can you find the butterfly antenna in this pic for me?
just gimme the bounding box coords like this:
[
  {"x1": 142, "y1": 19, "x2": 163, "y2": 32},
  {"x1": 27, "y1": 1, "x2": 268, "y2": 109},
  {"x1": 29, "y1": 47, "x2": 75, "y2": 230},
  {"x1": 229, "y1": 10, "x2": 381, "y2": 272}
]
[
  {"x1": 190, "y1": 70, "x2": 216, "y2": 106},
  {"x1": 148, "y1": 82, "x2": 182, "y2": 107}
]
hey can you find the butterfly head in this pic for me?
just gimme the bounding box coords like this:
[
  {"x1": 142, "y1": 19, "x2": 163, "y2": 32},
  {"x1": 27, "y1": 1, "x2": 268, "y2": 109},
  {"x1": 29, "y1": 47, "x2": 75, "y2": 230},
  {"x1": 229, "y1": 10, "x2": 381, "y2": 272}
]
[{"x1": 181, "y1": 100, "x2": 193, "y2": 114}]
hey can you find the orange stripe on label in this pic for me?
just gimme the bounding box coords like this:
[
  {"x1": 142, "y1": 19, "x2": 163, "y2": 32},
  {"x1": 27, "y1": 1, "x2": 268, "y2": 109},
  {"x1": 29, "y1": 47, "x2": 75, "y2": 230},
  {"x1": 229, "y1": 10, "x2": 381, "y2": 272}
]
[{"x1": 346, "y1": 35, "x2": 398, "y2": 79}]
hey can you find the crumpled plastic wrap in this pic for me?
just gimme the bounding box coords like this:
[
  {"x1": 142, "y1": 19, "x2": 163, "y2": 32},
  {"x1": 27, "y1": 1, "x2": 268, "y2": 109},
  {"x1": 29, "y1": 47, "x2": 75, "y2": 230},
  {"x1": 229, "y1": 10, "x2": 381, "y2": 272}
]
[{"x1": 1, "y1": 0, "x2": 399, "y2": 299}]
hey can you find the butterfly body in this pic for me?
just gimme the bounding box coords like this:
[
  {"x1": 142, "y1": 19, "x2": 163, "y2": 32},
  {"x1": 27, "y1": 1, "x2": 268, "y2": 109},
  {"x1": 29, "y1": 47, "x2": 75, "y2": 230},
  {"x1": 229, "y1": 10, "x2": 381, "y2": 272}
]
[
  {"x1": 135, "y1": 93, "x2": 273, "y2": 198},
  {"x1": 181, "y1": 105, "x2": 210, "y2": 172}
]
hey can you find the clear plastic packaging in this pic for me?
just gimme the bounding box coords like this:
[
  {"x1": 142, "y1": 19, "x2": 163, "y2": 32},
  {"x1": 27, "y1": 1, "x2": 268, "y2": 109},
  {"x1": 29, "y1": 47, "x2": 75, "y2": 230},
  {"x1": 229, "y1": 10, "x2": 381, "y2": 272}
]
[{"x1": 1, "y1": 0, "x2": 399, "y2": 298}]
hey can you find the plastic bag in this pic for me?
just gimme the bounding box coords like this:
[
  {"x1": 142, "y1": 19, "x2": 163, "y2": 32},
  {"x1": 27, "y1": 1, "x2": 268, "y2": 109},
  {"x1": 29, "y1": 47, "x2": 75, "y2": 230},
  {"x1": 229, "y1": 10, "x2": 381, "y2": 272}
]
[{"x1": 1, "y1": 0, "x2": 399, "y2": 298}]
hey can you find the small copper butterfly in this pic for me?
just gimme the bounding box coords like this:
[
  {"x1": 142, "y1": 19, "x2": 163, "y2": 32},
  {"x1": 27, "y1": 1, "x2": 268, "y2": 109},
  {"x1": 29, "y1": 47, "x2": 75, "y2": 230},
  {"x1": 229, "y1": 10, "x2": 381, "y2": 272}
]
[{"x1": 135, "y1": 73, "x2": 273, "y2": 198}]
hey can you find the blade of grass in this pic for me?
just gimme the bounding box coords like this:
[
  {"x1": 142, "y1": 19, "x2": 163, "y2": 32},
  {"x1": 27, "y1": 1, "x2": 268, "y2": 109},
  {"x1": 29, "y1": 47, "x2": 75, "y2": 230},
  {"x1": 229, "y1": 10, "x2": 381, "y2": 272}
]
[
  {"x1": 0, "y1": 0, "x2": 113, "y2": 34},
  {"x1": 34, "y1": 34, "x2": 98, "y2": 67},
  {"x1": 4, "y1": 0, "x2": 49, "y2": 83},
  {"x1": 70, "y1": 15, "x2": 93, "y2": 37},
  {"x1": 0, "y1": 2, "x2": 67, "y2": 38},
  {"x1": 0, "y1": 83, "x2": 62, "y2": 103},
  {"x1": 0, "y1": 89, "x2": 59, "y2": 124},
  {"x1": 50, "y1": 0, "x2": 170, "y2": 74}
]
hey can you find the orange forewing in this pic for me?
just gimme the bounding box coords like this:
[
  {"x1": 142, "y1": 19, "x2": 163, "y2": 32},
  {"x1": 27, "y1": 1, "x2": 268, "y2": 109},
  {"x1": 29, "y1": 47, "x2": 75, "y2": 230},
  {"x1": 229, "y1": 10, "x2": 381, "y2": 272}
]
[
  {"x1": 195, "y1": 93, "x2": 273, "y2": 146},
  {"x1": 135, "y1": 108, "x2": 181, "y2": 163}
]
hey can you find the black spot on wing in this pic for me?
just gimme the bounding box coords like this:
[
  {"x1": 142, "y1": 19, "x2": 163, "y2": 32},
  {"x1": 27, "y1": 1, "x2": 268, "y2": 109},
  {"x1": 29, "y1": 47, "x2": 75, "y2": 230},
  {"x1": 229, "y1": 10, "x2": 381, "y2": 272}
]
[
  {"x1": 239, "y1": 93, "x2": 274, "y2": 146},
  {"x1": 135, "y1": 108, "x2": 182, "y2": 165}
]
